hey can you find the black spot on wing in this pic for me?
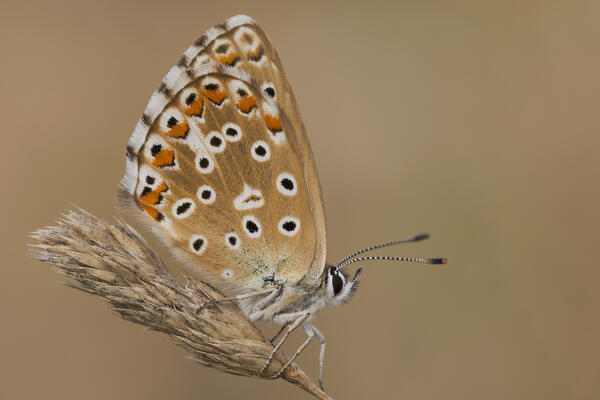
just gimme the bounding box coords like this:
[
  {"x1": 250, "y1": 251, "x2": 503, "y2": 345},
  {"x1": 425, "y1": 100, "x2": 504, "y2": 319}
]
[
  {"x1": 192, "y1": 238, "x2": 204, "y2": 251},
  {"x1": 176, "y1": 202, "x2": 192, "y2": 215},
  {"x1": 255, "y1": 145, "x2": 266, "y2": 156},
  {"x1": 246, "y1": 220, "x2": 259, "y2": 233},
  {"x1": 281, "y1": 178, "x2": 294, "y2": 191},
  {"x1": 282, "y1": 220, "x2": 297, "y2": 232}
]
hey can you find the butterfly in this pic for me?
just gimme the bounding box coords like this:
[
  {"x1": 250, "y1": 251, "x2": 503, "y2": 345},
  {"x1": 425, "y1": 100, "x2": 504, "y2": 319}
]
[{"x1": 120, "y1": 14, "x2": 446, "y2": 390}]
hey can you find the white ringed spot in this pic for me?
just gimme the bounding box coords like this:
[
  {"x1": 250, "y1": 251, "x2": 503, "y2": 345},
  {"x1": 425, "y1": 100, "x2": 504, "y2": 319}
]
[
  {"x1": 233, "y1": 27, "x2": 260, "y2": 52},
  {"x1": 221, "y1": 269, "x2": 233, "y2": 279},
  {"x1": 261, "y1": 82, "x2": 276, "y2": 100},
  {"x1": 251, "y1": 140, "x2": 270, "y2": 162},
  {"x1": 276, "y1": 172, "x2": 297, "y2": 196},
  {"x1": 172, "y1": 198, "x2": 195, "y2": 219},
  {"x1": 195, "y1": 151, "x2": 214, "y2": 174},
  {"x1": 242, "y1": 215, "x2": 261, "y2": 238},
  {"x1": 205, "y1": 131, "x2": 226, "y2": 153},
  {"x1": 278, "y1": 216, "x2": 301, "y2": 237},
  {"x1": 197, "y1": 185, "x2": 216, "y2": 205},
  {"x1": 225, "y1": 232, "x2": 240, "y2": 250},
  {"x1": 189, "y1": 234, "x2": 207, "y2": 255},
  {"x1": 222, "y1": 122, "x2": 242, "y2": 142}
]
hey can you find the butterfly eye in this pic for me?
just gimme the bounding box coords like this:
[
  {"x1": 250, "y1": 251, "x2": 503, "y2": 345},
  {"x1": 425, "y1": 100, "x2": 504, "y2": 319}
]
[
  {"x1": 189, "y1": 234, "x2": 207, "y2": 255},
  {"x1": 222, "y1": 122, "x2": 242, "y2": 142},
  {"x1": 242, "y1": 215, "x2": 261, "y2": 238},
  {"x1": 196, "y1": 185, "x2": 216, "y2": 205},
  {"x1": 276, "y1": 172, "x2": 297, "y2": 196},
  {"x1": 225, "y1": 232, "x2": 240, "y2": 250},
  {"x1": 278, "y1": 216, "x2": 300, "y2": 237},
  {"x1": 195, "y1": 152, "x2": 214, "y2": 174},
  {"x1": 251, "y1": 140, "x2": 270, "y2": 162},
  {"x1": 205, "y1": 131, "x2": 226, "y2": 153},
  {"x1": 172, "y1": 198, "x2": 196, "y2": 219},
  {"x1": 332, "y1": 272, "x2": 344, "y2": 296}
]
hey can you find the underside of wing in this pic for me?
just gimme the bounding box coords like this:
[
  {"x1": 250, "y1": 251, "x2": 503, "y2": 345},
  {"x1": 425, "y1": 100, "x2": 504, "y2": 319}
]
[{"x1": 121, "y1": 15, "x2": 326, "y2": 294}]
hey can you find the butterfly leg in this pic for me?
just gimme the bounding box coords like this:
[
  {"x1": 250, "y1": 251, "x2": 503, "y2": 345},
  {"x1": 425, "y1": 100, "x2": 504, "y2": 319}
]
[
  {"x1": 311, "y1": 324, "x2": 327, "y2": 391},
  {"x1": 269, "y1": 322, "x2": 289, "y2": 343},
  {"x1": 250, "y1": 285, "x2": 283, "y2": 315},
  {"x1": 196, "y1": 288, "x2": 277, "y2": 313},
  {"x1": 260, "y1": 312, "x2": 310, "y2": 376},
  {"x1": 272, "y1": 322, "x2": 322, "y2": 381}
]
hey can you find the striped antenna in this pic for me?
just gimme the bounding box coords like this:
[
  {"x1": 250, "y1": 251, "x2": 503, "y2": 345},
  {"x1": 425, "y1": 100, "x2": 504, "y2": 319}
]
[
  {"x1": 337, "y1": 255, "x2": 447, "y2": 269},
  {"x1": 335, "y1": 233, "x2": 431, "y2": 267}
]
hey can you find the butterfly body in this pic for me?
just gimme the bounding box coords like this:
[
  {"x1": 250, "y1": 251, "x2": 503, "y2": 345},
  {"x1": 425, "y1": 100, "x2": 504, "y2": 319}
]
[{"x1": 121, "y1": 14, "x2": 444, "y2": 389}]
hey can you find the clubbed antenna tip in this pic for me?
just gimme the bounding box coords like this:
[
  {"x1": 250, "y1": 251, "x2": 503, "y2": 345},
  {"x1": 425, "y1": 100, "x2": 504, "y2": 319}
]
[
  {"x1": 413, "y1": 233, "x2": 430, "y2": 241},
  {"x1": 428, "y1": 258, "x2": 448, "y2": 265}
]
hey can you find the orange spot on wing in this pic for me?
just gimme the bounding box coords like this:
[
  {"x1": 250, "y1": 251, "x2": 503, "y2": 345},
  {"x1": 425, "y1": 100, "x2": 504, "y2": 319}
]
[
  {"x1": 152, "y1": 149, "x2": 175, "y2": 168},
  {"x1": 203, "y1": 89, "x2": 227, "y2": 105},
  {"x1": 237, "y1": 95, "x2": 257, "y2": 113},
  {"x1": 216, "y1": 52, "x2": 238, "y2": 66},
  {"x1": 264, "y1": 113, "x2": 283, "y2": 132},
  {"x1": 139, "y1": 181, "x2": 168, "y2": 206},
  {"x1": 185, "y1": 96, "x2": 203, "y2": 116},
  {"x1": 155, "y1": 181, "x2": 168, "y2": 192},
  {"x1": 139, "y1": 203, "x2": 160, "y2": 220},
  {"x1": 139, "y1": 190, "x2": 160, "y2": 206},
  {"x1": 165, "y1": 121, "x2": 188, "y2": 138}
]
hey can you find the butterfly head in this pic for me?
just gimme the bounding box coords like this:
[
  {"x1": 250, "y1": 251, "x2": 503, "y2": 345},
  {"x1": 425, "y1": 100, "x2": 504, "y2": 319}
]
[
  {"x1": 323, "y1": 233, "x2": 448, "y2": 307},
  {"x1": 323, "y1": 265, "x2": 362, "y2": 306}
]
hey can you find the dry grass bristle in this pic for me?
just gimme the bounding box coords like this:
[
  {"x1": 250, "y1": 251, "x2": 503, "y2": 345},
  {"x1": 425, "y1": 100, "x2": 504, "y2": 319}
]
[{"x1": 29, "y1": 209, "x2": 331, "y2": 400}]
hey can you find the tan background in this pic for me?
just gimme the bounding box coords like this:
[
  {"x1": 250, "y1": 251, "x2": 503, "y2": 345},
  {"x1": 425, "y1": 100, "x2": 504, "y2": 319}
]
[{"x1": 1, "y1": 0, "x2": 599, "y2": 399}]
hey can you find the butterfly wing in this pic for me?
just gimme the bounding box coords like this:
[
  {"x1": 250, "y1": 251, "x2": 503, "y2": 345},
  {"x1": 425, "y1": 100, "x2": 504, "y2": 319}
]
[{"x1": 121, "y1": 15, "x2": 326, "y2": 294}]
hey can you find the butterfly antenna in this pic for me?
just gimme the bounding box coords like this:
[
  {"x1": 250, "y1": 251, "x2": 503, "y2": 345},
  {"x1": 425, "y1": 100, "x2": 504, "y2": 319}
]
[
  {"x1": 335, "y1": 233, "x2": 431, "y2": 267},
  {"x1": 337, "y1": 256, "x2": 447, "y2": 269}
]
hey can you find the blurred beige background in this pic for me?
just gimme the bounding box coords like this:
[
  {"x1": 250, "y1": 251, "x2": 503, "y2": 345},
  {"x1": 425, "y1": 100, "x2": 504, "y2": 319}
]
[{"x1": 1, "y1": 0, "x2": 599, "y2": 399}]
